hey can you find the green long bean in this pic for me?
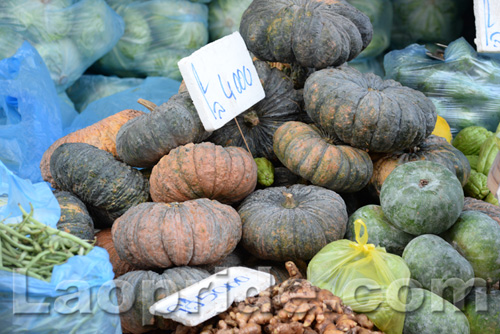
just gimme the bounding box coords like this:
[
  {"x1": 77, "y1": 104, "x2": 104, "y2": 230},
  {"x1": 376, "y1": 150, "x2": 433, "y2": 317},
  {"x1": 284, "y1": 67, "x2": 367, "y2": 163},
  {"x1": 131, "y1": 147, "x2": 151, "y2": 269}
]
[{"x1": 0, "y1": 204, "x2": 94, "y2": 282}]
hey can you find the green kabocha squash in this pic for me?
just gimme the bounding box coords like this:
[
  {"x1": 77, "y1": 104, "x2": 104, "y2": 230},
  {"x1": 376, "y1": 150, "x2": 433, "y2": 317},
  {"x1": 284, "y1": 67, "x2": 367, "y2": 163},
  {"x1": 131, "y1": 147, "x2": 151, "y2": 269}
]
[
  {"x1": 441, "y1": 211, "x2": 500, "y2": 283},
  {"x1": 477, "y1": 133, "x2": 499, "y2": 175},
  {"x1": 369, "y1": 135, "x2": 470, "y2": 195},
  {"x1": 254, "y1": 157, "x2": 274, "y2": 187},
  {"x1": 452, "y1": 126, "x2": 493, "y2": 156},
  {"x1": 464, "y1": 170, "x2": 489, "y2": 200},
  {"x1": 239, "y1": 0, "x2": 373, "y2": 69},
  {"x1": 272, "y1": 166, "x2": 308, "y2": 187},
  {"x1": 273, "y1": 121, "x2": 373, "y2": 193},
  {"x1": 403, "y1": 289, "x2": 470, "y2": 334},
  {"x1": 402, "y1": 234, "x2": 474, "y2": 303},
  {"x1": 304, "y1": 65, "x2": 437, "y2": 153},
  {"x1": 208, "y1": 58, "x2": 305, "y2": 162},
  {"x1": 238, "y1": 184, "x2": 348, "y2": 261},
  {"x1": 380, "y1": 161, "x2": 464, "y2": 236},
  {"x1": 116, "y1": 267, "x2": 210, "y2": 334},
  {"x1": 116, "y1": 92, "x2": 209, "y2": 168},
  {"x1": 462, "y1": 288, "x2": 500, "y2": 334},
  {"x1": 50, "y1": 143, "x2": 150, "y2": 227},
  {"x1": 54, "y1": 191, "x2": 94, "y2": 241},
  {"x1": 346, "y1": 205, "x2": 414, "y2": 256}
]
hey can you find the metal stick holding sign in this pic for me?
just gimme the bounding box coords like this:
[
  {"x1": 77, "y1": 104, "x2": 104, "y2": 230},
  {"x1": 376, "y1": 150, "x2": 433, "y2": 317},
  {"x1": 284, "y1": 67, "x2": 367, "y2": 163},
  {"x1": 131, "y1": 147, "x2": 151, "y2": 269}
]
[
  {"x1": 474, "y1": 0, "x2": 500, "y2": 52},
  {"x1": 177, "y1": 32, "x2": 266, "y2": 142},
  {"x1": 149, "y1": 267, "x2": 275, "y2": 327}
]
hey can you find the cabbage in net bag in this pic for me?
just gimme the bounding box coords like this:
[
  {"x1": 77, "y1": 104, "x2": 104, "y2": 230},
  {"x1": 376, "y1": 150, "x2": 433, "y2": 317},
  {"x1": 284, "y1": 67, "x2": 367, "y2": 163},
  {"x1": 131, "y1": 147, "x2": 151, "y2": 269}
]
[
  {"x1": 384, "y1": 37, "x2": 500, "y2": 135},
  {"x1": 307, "y1": 220, "x2": 410, "y2": 334}
]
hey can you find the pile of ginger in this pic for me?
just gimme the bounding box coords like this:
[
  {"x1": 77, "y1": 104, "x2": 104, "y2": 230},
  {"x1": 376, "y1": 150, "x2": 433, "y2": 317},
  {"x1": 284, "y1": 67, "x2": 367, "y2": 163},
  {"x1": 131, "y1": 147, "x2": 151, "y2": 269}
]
[{"x1": 172, "y1": 262, "x2": 384, "y2": 334}]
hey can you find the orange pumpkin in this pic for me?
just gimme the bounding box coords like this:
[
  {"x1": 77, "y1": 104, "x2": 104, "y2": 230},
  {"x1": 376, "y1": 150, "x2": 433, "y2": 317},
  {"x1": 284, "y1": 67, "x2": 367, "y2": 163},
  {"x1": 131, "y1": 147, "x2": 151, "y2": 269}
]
[
  {"x1": 40, "y1": 109, "x2": 144, "y2": 187},
  {"x1": 111, "y1": 199, "x2": 242, "y2": 269},
  {"x1": 95, "y1": 229, "x2": 137, "y2": 278},
  {"x1": 150, "y1": 142, "x2": 257, "y2": 204}
]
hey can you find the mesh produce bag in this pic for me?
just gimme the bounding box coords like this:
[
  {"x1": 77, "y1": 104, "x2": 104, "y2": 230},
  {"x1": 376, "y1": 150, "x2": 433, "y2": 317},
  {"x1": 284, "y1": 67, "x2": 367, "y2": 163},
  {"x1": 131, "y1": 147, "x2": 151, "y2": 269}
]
[
  {"x1": 385, "y1": 37, "x2": 500, "y2": 135},
  {"x1": 0, "y1": 0, "x2": 124, "y2": 92},
  {"x1": 94, "y1": 0, "x2": 209, "y2": 80}
]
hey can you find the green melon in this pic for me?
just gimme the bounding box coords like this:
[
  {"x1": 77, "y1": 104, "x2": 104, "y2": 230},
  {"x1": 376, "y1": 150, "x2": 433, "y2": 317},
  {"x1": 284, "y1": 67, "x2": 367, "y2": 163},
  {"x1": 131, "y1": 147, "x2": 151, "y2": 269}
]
[
  {"x1": 346, "y1": 205, "x2": 414, "y2": 256},
  {"x1": 462, "y1": 288, "x2": 500, "y2": 334},
  {"x1": 403, "y1": 288, "x2": 470, "y2": 334},
  {"x1": 441, "y1": 210, "x2": 500, "y2": 283},
  {"x1": 380, "y1": 161, "x2": 464, "y2": 236},
  {"x1": 402, "y1": 234, "x2": 474, "y2": 303}
]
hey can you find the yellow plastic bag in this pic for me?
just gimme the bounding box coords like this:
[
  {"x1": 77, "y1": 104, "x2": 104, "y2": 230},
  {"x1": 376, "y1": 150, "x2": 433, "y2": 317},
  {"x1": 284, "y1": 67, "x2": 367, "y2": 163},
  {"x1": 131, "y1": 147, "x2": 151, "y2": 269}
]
[{"x1": 307, "y1": 220, "x2": 410, "y2": 334}]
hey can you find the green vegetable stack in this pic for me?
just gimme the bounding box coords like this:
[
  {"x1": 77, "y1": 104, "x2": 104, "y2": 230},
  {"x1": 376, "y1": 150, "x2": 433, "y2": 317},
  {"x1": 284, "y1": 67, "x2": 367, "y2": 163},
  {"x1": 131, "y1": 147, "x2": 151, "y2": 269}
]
[
  {"x1": 1, "y1": 205, "x2": 94, "y2": 282},
  {"x1": 453, "y1": 125, "x2": 500, "y2": 204}
]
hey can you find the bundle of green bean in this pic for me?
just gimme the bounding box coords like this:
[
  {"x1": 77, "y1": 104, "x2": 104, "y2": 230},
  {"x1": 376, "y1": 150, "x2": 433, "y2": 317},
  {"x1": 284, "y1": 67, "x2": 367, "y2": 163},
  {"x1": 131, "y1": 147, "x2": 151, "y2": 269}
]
[{"x1": 0, "y1": 205, "x2": 94, "y2": 282}]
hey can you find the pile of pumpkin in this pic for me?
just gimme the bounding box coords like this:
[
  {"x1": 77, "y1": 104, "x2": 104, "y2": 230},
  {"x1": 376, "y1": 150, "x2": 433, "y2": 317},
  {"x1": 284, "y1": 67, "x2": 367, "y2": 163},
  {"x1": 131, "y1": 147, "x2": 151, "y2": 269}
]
[{"x1": 36, "y1": 0, "x2": 500, "y2": 333}]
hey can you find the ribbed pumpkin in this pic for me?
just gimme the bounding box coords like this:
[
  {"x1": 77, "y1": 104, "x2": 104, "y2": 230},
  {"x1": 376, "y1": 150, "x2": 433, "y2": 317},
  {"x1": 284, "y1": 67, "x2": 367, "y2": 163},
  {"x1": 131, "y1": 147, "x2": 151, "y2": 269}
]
[
  {"x1": 111, "y1": 199, "x2": 242, "y2": 269},
  {"x1": 54, "y1": 191, "x2": 94, "y2": 241},
  {"x1": 116, "y1": 92, "x2": 209, "y2": 168},
  {"x1": 50, "y1": 143, "x2": 150, "y2": 227},
  {"x1": 238, "y1": 184, "x2": 348, "y2": 261},
  {"x1": 208, "y1": 58, "x2": 306, "y2": 162},
  {"x1": 116, "y1": 267, "x2": 210, "y2": 334},
  {"x1": 463, "y1": 197, "x2": 500, "y2": 226},
  {"x1": 369, "y1": 135, "x2": 471, "y2": 195},
  {"x1": 95, "y1": 229, "x2": 137, "y2": 278},
  {"x1": 304, "y1": 65, "x2": 437, "y2": 153},
  {"x1": 40, "y1": 109, "x2": 144, "y2": 187},
  {"x1": 150, "y1": 142, "x2": 257, "y2": 204},
  {"x1": 273, "y1": 121, "x2": 373, "y2": 193},
  {"x1": 239, "y1": 0, "x2": 373, "y2": 69}
]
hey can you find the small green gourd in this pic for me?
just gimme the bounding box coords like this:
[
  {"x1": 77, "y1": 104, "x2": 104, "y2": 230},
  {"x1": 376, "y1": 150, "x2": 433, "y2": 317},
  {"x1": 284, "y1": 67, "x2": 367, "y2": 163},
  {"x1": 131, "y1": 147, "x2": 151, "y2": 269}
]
[
  {"x1": 463, "y1": 170, "x2": 489, "y2": 200},
  {"x1": 254, "y1": 157, "x2": 275, "y2": 187}
]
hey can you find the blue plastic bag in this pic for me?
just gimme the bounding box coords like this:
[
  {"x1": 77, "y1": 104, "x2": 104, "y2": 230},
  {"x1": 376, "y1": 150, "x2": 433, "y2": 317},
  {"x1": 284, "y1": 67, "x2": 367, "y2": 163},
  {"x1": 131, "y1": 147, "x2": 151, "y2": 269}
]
[
  {"x1": 0, "y1": 160, "x2": 60, "y2": 227},
  {"x1": 0, "y1": 247, "x2": 121, "y2": 334},
  {"x1": 68, "y1": 76, "x2": 180, "y2": 132},
  {"x1": 0, "y1": 41, "x2": 63, "y2": 183}
]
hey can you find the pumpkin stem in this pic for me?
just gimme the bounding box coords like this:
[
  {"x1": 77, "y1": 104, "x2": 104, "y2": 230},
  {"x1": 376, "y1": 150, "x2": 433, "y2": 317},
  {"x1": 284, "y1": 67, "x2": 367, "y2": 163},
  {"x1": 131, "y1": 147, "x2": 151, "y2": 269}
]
[
  {"x1": 282, "y1": 192, "x2": 297, "y2": 209},
  {"x1": 137, "y1": 98, "x2": 157, "y2": 112},
  {"x1": 419, "y1": 179, "x2": 429, "y2": 188},
  {"x1": 243, "y1": 110, "x2": 260, "y2": 127},
  {"x1": 285, "y1": 261, "x2": 302, "y2": 279}
]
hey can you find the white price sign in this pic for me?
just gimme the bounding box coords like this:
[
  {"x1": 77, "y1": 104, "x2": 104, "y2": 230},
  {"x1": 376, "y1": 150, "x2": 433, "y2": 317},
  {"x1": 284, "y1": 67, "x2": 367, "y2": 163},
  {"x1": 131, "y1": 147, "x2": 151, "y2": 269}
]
[
  {"x1": 474, "y1": 0, "x2": 500, "y2": 52},
  {"x1": 178, "y1": 32, "x2": 265, "y2": 132},
  {"x1": 149, "y1": 267, "x2": 275, "y2": 327}
]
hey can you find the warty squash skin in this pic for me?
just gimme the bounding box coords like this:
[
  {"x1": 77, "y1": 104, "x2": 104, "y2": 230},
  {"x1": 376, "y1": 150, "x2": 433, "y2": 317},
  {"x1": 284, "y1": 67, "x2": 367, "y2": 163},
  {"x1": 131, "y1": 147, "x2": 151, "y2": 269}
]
[
  {"x1": 54, "y1": 191, "x2": 94, "y2": 241},
  {"x1": 50, "y1": 143, "x2": 150, "y2": 227},
  {"x1": 238, "y1": 184, "x2": 348, "y2": 261},
  {"x1": 40, "y1": 109, "x2": 144, "y2": 188},
  {"x1": 370, "y1": 135, "x2": 471, "y2": 195},
  {"x1": 208, "y1": 58, "x2": 306, "y2": 162},
  {"x1": 116, "y1": 267, "x2": 210, "y2": 334},
  {"x1": 273, "y1": 121, "x2": 373, "y2": 193},
  {"x1": 150, "y1": 142, "x2": 257, "y2": 204},
  {"x1": 116, "y1": 91, "x2": 209, "y2": 168},
  {"x1": 111, "y1": 199, "x2": 242, "y2": 269},
  {"x1": 239, "y1": 0, "x2": 373, "y2": 69},
  {"x1": 304, "y1": 65, "x2": 437, "y2": 153}
]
